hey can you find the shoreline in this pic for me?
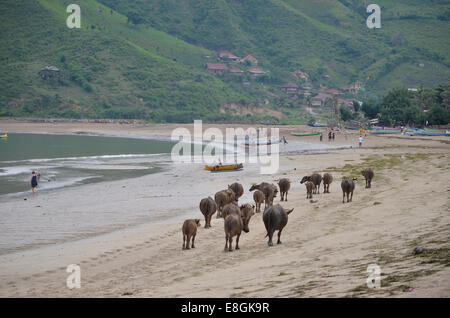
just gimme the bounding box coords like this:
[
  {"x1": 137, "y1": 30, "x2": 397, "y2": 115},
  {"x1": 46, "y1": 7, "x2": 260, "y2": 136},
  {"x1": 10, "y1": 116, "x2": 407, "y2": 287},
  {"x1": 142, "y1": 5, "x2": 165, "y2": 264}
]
[{"x1": 0, "y1": 119, "x2": 449, "y2": 297}]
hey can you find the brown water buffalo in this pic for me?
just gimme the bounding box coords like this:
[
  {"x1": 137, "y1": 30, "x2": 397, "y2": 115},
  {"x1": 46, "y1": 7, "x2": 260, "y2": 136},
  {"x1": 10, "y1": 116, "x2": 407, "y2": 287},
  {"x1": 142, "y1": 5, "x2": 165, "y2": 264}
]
[
  {"x1": 361, "y1": 168, "x2": 374, "y2": 188},
  {"x1": 221, "y1": 202, "x2": 240, "y2": 219},
  {"x1": 341, "y1": 178, "x2": 357, "y2": 203},
  {"x1": 228, "y1": 182, "x2": 244, "y2": 202},
  {"x1": 182, "y1": 219, "x2": 200, "y2": 250},
  {"x1": 215, "y1": 189, "x2": 236, "y2": 218},
  {"x1": 300, "y1": 174, "x2": 322, "y2": 194},
  {"x1": 249, "y1": 182, "x2": 278, "y2": 210},
  {"x1": 323, "y1": 173, "x2": 333, "y2": 193},
  {"x1": 300, "y1": 176, "x2": 314, "y2": 199},
  {"x1": 253, "y1": 190, "x2": 265, "y2": 213},
  {"x1": 263, "y1": 204, "x2": 294, "y2": 246},
  {"x1": 311, "y1": 173, "x2": 322, "y2": 194},
  {"x1": 278, "y1": 178, "x2": 291, "y2": 201},
  {"x1": 199, "y1": 197, "x2": 217, "y2": 228},
  {"x1": 223, "y1": 204, "x2": 254, "y2": 252}
]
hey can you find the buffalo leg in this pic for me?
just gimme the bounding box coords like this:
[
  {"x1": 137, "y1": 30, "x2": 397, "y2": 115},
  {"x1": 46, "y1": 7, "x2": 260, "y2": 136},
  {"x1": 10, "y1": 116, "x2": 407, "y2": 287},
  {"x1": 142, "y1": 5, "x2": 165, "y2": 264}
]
[
  {"x1": 235, "y1": 234, "x2": 240, "y2": 250},
  {"x1": 343, "y1": 192, "x2": 345, "y2": 203},
  {"x1": 350, "y1": 190, "x2": 353, "y2": 202},
  {"x1": 182, "y1": 234, "x2": 186, "y2": 250},
  {"x1": 268, "y1": 230, "x2": 274, "y2": 246},
  {"x1": 185, "y1": 235, "x2": 191, "y2": 250},
  {"x1": 224, "y1": 235, "x2": 229, "y2": 251},
  {"x1": 228, "y1": 236, "x2": 233, "y2": 252},
  {"x1": 277, "y1": 229, "x2": 283, "y2": 244},
  {"x1": 191, "y1": 234, "x2": 196, "y2": 248},
  {"x1": 285, "y1": 191, "x2": 288, "y2": 201}
]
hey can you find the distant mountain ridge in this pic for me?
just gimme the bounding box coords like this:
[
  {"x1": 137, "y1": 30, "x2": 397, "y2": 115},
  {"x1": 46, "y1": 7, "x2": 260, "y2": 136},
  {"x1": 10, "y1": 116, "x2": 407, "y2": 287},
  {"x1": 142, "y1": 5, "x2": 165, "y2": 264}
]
[{"x1": 0, "y1": 0, "x2": 449, "y2": 122}]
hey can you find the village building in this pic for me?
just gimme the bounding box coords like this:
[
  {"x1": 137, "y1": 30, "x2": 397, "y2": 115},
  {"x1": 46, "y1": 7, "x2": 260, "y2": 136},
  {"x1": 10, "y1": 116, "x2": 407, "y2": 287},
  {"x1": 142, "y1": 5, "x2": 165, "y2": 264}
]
[
  {"x1": 292, "y1": 70, "x2": 309, "y2": 81},
  {"x1": 241, "y1": 55, "x2": 258, "y2": 65},
  {"x1": 247, "y1": 68, "x2": 266, "y2": 77},
  {"x1": 38, "y1": 66, "x2": 60, "y2": 80},
  {"x1": 205, "y1": 63, "x2": 228, "y2": 76},
  {"x1": 342, "y1": 81, "x2": 363, "y2": 95},
  {"x1": 338, "y1": 99, "x2": 355, "y2": 111},
  {"x1": 218, "y1": 52, "x2": 240, "y2": 62},
  {"x1": 281, "y1": 83, "x2": 299, "y2": 95},
  {"x1": 229, "y1": 67, "x2": 244, "y2": 75},
  {"x1": 310, "y1": 93, "x2": 332, "y2": 108}
]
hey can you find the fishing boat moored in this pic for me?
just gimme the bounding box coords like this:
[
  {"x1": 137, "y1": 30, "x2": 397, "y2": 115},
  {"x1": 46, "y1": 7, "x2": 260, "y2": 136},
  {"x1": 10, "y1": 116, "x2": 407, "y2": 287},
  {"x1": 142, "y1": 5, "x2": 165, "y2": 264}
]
[{"x1": 204, "y1": 163, "x2": 243, "y2": 172}]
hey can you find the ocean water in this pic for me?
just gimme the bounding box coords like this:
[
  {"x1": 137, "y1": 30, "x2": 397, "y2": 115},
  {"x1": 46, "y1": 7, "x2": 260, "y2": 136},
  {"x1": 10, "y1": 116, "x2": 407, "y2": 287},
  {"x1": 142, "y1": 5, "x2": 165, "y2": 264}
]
[{"x1": 0, "y1": 133, "x2": 175, "y2": 197}]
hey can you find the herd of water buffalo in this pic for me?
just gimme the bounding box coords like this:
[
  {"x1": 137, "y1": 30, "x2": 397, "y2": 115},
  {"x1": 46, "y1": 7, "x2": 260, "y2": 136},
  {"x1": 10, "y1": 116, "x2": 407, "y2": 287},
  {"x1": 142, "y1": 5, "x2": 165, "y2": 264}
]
[{"x1": 182, "y1": 168, "x2": 375, "y2": 252}]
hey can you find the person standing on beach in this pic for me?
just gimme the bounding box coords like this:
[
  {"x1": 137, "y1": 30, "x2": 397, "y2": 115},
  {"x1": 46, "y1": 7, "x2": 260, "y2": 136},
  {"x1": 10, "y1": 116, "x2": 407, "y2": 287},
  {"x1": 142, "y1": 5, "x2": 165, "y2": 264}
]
[
  {"x1": 30, "y1": 171, "x2": 38, "y2": 194},
  {"x1": 358, "y1": 136, "x2": 363, "y2": 147}
]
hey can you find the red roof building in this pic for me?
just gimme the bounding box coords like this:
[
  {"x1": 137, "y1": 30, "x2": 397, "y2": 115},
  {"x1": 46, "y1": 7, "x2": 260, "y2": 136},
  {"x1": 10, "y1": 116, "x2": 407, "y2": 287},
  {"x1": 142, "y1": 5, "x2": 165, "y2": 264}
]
[
  {"x1": 206, "y1": 63, "x2": 228, "y2": 76},
  {"x1": 281, "y1": 83, "x2": 299, "y2": 95},
  {"x1": 247, "y1": 68, "x2": 265, "y2": 76},
  {"x1": 218, "y1": 52, "x2": 240, "y2": 61},
  {"x1": 241, "y1": 55, "x2": 258, "y2": 65}
]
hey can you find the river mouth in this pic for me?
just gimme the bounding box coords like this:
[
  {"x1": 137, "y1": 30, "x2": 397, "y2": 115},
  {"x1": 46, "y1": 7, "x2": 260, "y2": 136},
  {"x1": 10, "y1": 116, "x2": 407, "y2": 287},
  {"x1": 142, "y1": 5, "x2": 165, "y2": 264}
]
[{"x1": 0, "y1": 133, "x2": 175, "y2": 197}]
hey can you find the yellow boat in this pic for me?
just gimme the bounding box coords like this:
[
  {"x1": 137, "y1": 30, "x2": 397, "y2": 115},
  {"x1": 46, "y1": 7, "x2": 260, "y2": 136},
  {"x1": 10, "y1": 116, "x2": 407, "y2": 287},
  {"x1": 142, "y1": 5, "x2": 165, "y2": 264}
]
[
  {"x1": 204, "y1": 163, "x2": 243, "y2": 172},
  {"x1": 0, "y1": 134, "x2": 7, "y2": 139}
]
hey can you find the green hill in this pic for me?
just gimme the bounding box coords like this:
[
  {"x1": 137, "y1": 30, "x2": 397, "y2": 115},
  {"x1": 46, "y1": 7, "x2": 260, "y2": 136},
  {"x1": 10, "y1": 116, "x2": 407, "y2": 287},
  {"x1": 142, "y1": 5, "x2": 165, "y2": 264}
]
[
  {"x1": 1, "y1": 0, "x2": 449, "y2": 122},
  {"x1": 0, "y1": 0, "x2": 262, "y2": 122}
]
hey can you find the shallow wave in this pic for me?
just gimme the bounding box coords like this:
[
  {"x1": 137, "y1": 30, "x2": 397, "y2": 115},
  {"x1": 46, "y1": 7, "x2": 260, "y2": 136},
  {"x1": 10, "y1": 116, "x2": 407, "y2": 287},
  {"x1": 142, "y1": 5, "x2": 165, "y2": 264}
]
[{"x1": 0, "y1": 153, "x2": 169, "y2": 164}]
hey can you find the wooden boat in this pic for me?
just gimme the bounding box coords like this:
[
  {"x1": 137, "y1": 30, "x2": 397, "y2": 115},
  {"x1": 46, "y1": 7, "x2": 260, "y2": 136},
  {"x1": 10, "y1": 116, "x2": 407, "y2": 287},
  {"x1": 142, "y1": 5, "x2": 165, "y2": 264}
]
[
  {"x1": 407, "y1": 129, "x2": 450, "y2": 136},
  {"x1": 307, "y1": 122, "x2": 327, "y2": 127},
  {"x1": 204, "y1": 163, "x2": 243, "y2": 172},
  {"x1": 290, "y1": 132, "x2": 321, "y2": 137}
]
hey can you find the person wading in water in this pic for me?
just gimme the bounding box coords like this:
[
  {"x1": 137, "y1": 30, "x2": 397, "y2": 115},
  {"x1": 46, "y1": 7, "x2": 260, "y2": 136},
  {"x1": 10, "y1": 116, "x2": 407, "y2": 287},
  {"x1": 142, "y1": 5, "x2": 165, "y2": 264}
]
[{"x1": 30, "y1": 171, "x2": 38, "y2": 194}]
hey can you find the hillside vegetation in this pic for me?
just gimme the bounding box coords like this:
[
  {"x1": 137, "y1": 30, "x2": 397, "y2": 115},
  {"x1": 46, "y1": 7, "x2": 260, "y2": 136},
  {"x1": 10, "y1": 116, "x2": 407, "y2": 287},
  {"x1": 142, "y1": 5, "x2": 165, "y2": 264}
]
[{"x1": 1, "y1": 0, "x2": 449, "y2": 122}]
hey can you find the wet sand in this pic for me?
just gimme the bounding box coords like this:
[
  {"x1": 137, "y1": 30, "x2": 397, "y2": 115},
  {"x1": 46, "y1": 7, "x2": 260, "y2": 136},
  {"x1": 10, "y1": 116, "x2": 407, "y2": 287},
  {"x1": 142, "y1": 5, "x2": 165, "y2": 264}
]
[{"x1": 0, "y1": 119, "x2": 449, "y2": 297}]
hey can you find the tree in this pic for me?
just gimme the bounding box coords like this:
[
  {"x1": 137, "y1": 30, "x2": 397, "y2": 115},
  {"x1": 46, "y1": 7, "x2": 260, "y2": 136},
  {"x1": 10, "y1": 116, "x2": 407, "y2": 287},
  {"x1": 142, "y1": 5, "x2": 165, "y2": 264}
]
[
  {"x1": 127, "y1": 12, "x2": 144, "y2": 25},
  {"x1": 352, "y1": 100, "x2": 360, "y2": 112},
  {"x1": 380, "y1": 88, "x2": 414, "y2": 125},
  {"x1": 339, "y1": 106, "x2": 353, "y2": 122},
  {"x1": 361, "y1": 99, "x2": 380, "y2": 119}
]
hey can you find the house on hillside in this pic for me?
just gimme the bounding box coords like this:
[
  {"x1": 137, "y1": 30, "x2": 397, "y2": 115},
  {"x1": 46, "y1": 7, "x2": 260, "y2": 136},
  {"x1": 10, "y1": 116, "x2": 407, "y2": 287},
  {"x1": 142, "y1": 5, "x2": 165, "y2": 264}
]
[
  {"x1": 292, "y1": 70, "x2": 309, "y2": 81},
  {"x1": 229, "y1": 67, "x2": 244, "y2": 75},
  {"x1": 342, "y1": 81, "x2": 363, "y2": 95},
  {"x1": 219, "y1": 52, "x2": 240, "y2": 62},
  {"x1": 325, "y1": 88, "x2": 341, "y2": 95},
  {"x1": 206, "y1": 63, "x2": 228, "y2": 76},
  {"x1": 281, "y1": 83, "x2": 299, "y2": 95},
  {"x1": 39, "y1": 66, "x2": 60, "y2": 80},
  {"x1": 241, "y1": 55, "x2": 258, "y2": 65},
  {"x1": 338, "y1": 99, "x2": 355, "y2": 111},
  {"x1": 311, "y1": 93, "x2": 332, "y2": 108},
  {"x1": 247, "y1": 68, "x2": 266, "y2": 77}
]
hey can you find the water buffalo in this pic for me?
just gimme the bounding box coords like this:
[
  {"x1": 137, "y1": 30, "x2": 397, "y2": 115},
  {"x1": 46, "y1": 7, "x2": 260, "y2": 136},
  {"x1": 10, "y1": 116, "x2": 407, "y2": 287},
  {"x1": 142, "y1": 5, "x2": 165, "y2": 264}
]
[
  {"x1": 182, "y1": 219, "x2": 200, "y2": 250},
  {"x1": 222, "y1": 202, "x2": 240, "y2": 219},
  {"x1": 300, "y1": 176, "x2": 314, "y2": 199},
  {"x1": 215, "y1": 189, "x2": 236, "y2": 218},
  {"x1": 253, "y1": 190, "x2": 265, "y2": 213},
  {"x1": 341, "y1": 178, "x2": 357, "y2": 203},
  {"x1": 311, "y1": 173, "x2": 322, "y2": 194},
  {"x1": 199, "y1": 197, "x2": 217, "y2": 228},
  {"x1": 224, "y1": 204, "x2": 255, "y2": 252},
  {"x1": 361, "y1": 168, "x2": 374, "y2": 188},
  {"x1": 228, "y1": 182, "x2": 244, "y2": 202},
  {"x1": 249, "y1": 182, "x2": 278, "y2": 210},
  {"x1": 263, "y1": 204, "x2": 294, "y2": 246},
  {"x1": 300, "y1": 174, "x2": 322, "y2": 194},
  {"x1": 278, "y1": 178, "x2": 291, "y2": 201},
  {"x1": 323, "y1": 173, "x2": 333, "y2": 193}
]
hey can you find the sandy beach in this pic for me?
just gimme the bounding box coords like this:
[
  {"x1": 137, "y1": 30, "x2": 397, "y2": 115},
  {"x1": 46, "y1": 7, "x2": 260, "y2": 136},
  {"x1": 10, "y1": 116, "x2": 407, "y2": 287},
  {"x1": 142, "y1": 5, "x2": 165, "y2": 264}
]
[{"x1": 0, "y1": 118, "x2": 448, "y2": 297}]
